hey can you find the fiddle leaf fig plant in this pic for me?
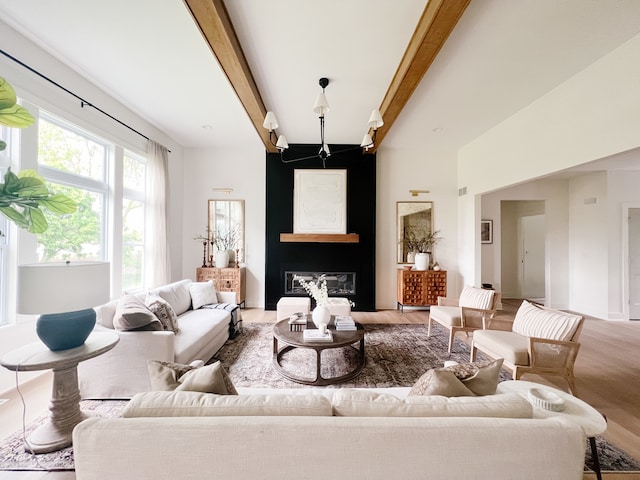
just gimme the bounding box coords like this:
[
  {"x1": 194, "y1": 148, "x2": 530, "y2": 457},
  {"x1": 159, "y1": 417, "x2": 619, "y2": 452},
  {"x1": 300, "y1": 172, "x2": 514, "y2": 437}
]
[
  {"x1": 0, "y1": 78, "x2": 76, "y2": 235},
  {"x1": 0, "y1": 168, "x2": 77, "y2": 234}
]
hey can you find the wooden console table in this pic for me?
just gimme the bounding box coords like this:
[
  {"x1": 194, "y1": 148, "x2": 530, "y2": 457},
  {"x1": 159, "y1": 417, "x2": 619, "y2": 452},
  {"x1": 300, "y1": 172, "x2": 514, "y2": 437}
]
[
  {"x1": 397, "y1": 269, "x2": 447, "y2": 312},
  {"x1": 196, "y1": 266, "x2": 246, "y2": 306}
]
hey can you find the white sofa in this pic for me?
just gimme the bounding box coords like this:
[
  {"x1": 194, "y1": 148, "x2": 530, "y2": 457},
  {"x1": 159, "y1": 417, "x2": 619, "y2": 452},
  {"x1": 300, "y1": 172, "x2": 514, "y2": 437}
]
[
  {"x1": 73, "y1": 383, "x2": 588, "y2": 480},
  {"x1": 78, "y1": 279, "x2": 240, "y2": 399}
]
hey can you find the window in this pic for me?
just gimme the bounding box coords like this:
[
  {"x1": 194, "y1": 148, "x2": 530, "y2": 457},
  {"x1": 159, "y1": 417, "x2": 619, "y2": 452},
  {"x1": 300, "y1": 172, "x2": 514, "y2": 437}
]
[
  {"x1": 0, "y1": 125, "x2": 11, "y2": 326},
  {"x1": 122, "y1": 153, "x2": 146, "y2": 290},
  {"x1": 36, "y1": 114, "x2": 108, "y2": 263}
]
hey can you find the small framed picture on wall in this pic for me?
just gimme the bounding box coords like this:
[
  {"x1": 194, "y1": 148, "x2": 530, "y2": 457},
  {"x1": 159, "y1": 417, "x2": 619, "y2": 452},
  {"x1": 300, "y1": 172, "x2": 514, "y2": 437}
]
[{"x1": 481, "y1": 220, "x2": 493, "y2": 244}]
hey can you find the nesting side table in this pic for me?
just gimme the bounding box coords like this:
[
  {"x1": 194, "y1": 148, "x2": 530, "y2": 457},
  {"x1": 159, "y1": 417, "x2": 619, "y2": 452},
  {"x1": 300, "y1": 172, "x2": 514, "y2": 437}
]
[{"x1": 1, "y1": 332, "x2": 119, "y2": 453}]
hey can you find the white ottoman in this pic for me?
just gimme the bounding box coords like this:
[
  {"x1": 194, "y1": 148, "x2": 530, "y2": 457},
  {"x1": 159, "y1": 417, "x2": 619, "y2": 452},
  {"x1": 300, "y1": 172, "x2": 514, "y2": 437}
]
[
  {"x1": 276, "y1": 297, "x2": 311, "y2": 321},
  {"x1": 325, "y1": 297, "x2": 352, "y2": 317}
]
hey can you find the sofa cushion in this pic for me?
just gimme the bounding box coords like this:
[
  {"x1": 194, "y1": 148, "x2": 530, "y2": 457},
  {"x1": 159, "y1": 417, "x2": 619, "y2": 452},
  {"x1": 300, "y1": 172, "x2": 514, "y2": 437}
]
[
  {"x1": 173, "y1": 308, "x2": 231, "y2": 364},
  {"x1": 145, "y1": 293, "x2": 180, "y2": 333},
  {"x1": 148, "y1": 360, "x2": 237, "y2": 394},
  {"x1": 512, "y1": 300, "x2": 582, "y2": 341},
  {"x1": 459, "y1": 285, "x2": 494, "y2": 310},
  {"x1": 113, "y1": 294, "x2": 162, "y2": 331},
  {"x1": 149, "y1": 279, "x2": 192, "y2": 316},
  {"x1": 189, "y1": 280, "x2": 218, "y2": 310},
  {"x1": 123, "y1": 390, "x2": 332, "y2": 417},
  {"x1": 332, "y1": 389, "x2": 532, "y2": 418},
  {"x1": 473, "y1": 330, "x2": 530, "y2": 365}
]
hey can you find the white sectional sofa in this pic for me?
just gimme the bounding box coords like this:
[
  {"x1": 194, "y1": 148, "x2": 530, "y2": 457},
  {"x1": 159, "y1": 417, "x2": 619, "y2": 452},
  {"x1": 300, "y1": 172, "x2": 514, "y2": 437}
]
[
  {"x1": 73, "y1": 383, "x2": 589, "y2": 480},
  {"x1": 78, "y1": 279, "x2": 240, "y2": 399}
]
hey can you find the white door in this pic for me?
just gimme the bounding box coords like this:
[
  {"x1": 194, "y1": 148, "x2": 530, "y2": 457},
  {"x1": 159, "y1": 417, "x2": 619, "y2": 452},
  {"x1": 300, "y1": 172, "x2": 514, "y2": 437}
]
[
  {"x1": 629, "y1": 209, "x2": 640, "y2": 319},
  {"x1": 519, "y1": 214, "x2": 545, "y2": 300}
]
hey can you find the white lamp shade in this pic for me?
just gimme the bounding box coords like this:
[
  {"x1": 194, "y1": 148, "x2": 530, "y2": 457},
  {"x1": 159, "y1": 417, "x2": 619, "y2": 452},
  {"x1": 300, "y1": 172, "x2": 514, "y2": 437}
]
[
  {"x1": 360, "y1": 133, "x2": 373, "y2": 148},
  {"x1": 18, "y1": 261, "x2": 110, "y2": 315},
  {"x1": 263, "y1": 111, "x2": 279, "y2": 131},
  {"x1": 276, "y1": 134, "x2": 289, "y2": 150},
  {"x1": 312, "y1": 92, "x2": 330, "y2": 116},
  {"x1": 368, "y1": 109, "x2": 384, "y2": 129}
]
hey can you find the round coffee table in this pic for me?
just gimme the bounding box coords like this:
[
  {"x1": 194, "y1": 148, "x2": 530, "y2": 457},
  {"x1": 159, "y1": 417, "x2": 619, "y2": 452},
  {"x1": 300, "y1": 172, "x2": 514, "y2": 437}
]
[{"x1": 273, "y1": 318, "x2": 365, "y2": 386}]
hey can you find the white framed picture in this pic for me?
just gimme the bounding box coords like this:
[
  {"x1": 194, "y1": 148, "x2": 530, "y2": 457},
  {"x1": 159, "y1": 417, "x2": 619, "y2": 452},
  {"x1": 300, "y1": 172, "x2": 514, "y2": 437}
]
[{"x1": 293, "y1": 169, "x2": 347, "y2": 234}]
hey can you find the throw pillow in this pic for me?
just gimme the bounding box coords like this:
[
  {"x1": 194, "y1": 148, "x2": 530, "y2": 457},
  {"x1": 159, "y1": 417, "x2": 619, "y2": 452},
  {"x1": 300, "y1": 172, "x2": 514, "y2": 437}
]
[
  {"x1": 147, "y1": 360, "x2": 237, "y2": 395},
  {"x1": 512, "y1": 300, "x2": 582, "y2": 341},
  {"x1": 145, "y1": 293, "x2": 180, "y2": 333},
  {"x1": 113, "y1": 293, "x2": 162, "y2": 331},
  {"x1": 189, "y1": 280, "x2": 218, "y2": 310},
  {"x1": 408, "y1": 369, "x2": 475, "y2": 397},
  {"x1": 444, "y1": 358, "x2": 504, "y2": 396},
  {"x1": 459, "y1": 285, "x2": 495, "y2": 310}
]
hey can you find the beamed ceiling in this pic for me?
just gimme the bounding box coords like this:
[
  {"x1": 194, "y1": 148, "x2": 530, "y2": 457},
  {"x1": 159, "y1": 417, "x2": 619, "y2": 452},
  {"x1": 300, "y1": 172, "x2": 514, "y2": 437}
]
[{"x1": 1, "y1": 0, "x2": 640, "y2": 172}]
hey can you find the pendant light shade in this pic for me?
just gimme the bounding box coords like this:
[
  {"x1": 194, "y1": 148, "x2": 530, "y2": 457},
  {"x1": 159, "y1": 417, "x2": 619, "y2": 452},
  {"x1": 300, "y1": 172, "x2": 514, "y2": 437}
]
[
  {"x1": 263, "y1": 111, "x2": 279, "y2": 131},
  {"x1": 368, "y1": 109, "x2": 384, "y2": 129},
  {"x1": 312, "y1": 92, "x2": 330, "y2": 116}
]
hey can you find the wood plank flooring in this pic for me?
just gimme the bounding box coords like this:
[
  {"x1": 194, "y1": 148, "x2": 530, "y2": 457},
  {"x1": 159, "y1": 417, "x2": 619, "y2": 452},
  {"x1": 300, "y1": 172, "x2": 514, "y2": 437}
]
[{"x1": 1, "y1": 301, "x2": 639, "y2": 480}]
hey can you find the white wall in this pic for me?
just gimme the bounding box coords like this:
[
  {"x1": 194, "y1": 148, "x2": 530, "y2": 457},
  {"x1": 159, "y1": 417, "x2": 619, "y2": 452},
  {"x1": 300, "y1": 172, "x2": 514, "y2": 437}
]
[
  {"x1": 458, "y1": 32, "x2": 640, "y2": 313},
  {"x1": 181, "y1": 146, "x2": 265, "y2": 308},
  {"x1": 375, "y1": 146, "x2": 459, "y2": 309}
]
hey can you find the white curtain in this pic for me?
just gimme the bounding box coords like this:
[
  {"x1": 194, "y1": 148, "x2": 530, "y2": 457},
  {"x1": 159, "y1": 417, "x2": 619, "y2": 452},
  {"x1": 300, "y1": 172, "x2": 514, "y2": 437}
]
[{"x1": 145, "y1": 140, "x2": 171, "y2": 287}]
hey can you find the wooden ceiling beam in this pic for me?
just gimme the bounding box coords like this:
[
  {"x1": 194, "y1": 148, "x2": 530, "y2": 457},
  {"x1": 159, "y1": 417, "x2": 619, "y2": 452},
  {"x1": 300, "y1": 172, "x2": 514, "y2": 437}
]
[
  {"x1": 183, "y1": 0, "x2": 277, "y2": 152},
  {"x1": 370, "y1": 0, "x2": 472, "y2": 152}
]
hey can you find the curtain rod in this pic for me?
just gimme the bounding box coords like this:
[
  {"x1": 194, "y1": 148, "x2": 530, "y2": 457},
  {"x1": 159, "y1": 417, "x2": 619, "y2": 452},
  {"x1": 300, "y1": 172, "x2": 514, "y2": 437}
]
[{"x1": 0, "y1": 49, "x2": 170, "y2": 153}]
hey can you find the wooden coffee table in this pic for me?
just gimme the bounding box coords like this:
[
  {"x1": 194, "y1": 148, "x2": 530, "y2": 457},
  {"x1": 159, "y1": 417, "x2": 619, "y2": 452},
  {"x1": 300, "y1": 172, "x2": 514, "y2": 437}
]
[{"x1": 273, "y1": 317, "x2": 365, "y2": 386}]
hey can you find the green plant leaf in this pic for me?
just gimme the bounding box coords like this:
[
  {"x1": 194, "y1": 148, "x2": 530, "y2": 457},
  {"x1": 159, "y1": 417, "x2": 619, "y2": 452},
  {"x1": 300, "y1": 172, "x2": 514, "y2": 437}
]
[
  {"x1": 0, "y1": 104, "x2": 35, "y2": 128},
  {"x1": 26, "y1": 207, "x2": 48, "y2": 233},
  {"x1": 0, "y1": 77, "x2": 17, "y2": 110},
  {"x1": 2, "y1": 169, "x2": 20, "y2": 194},
  {"x1": 0, "y1": 140, "x2": 6, "y2": 151},
  {"x1": 40, "y1": 194, "x2": 77, "y2": 214},
  {"x1": 0, "y1": 206, "x2": 29, "y2": 228}
]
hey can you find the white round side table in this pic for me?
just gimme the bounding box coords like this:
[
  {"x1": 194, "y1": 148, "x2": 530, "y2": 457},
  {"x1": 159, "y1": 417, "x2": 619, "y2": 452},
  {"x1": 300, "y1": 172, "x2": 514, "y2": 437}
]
[
  {"x1": 1, "y1": 332, "x2": 119, "y2": 453},
  {"x1": 497, "y1": 380, "x2": 607, "y2": 480}
]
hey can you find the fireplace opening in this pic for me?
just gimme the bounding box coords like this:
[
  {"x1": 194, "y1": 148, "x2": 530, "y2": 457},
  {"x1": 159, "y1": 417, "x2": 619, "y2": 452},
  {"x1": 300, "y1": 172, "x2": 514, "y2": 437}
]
[{"x1": 285, "y1": 271, "x2": 356, "y2": 296}]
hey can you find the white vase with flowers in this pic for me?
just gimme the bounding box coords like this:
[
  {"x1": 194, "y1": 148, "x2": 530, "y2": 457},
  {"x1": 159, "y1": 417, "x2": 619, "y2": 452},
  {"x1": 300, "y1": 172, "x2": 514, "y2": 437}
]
[{"x1": 294, "y1": 274, "x2": 331, "y2": 328}]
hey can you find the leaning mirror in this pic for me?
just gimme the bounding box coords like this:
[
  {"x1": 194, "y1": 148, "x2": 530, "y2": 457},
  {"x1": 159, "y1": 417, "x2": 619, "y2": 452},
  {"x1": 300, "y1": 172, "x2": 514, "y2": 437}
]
[
  {"x1": 396, "y1": 201, "x2": 433, "y2": 264},
  {"x1": 208, "y1": 200, "x2": 245, "y2": 265}
]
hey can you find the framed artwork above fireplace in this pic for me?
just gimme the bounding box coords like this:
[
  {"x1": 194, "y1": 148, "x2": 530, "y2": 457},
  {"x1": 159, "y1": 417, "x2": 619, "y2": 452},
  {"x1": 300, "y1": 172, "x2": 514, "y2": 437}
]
[{"x1": 293, "y1": 169, "x2": 347, "y2": 234}]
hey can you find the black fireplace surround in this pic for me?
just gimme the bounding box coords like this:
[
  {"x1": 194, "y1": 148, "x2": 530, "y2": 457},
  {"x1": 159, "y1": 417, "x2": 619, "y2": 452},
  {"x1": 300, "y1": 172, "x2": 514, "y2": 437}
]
[{"x1": 265, "y1": 145, "x2": 376, "y2": 311}]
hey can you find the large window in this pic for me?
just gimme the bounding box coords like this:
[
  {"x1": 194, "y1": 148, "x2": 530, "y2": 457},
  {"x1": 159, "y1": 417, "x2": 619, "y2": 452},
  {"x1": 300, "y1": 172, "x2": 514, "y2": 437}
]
[
  {"x1": 0, "y1": 125, "x2": 11, "y2": 326},
  {"x1": 37, "y1": 114, "x2": 108, "y2": 263}
]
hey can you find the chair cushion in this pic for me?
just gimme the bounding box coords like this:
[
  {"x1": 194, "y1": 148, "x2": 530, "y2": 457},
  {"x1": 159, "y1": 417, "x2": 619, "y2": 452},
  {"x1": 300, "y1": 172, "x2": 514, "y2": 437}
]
[
  {"x1": 473, "y1": 330, "x2": 530, "y2": 366},
  {"x1": 459, "y1": 285, "x2": 495, "y2": 309},
  {"x1": 512, "y1": 300, "x2": 582, "y2": 341},
  {"x1": 429, "y1": 306, "x2": 461, "y2": 327}
]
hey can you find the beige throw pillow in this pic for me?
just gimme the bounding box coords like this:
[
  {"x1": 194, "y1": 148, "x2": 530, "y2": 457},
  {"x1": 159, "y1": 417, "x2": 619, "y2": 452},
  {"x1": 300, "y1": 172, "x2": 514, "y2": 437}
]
[
  {"x1": 408, "y1": 369, "x2": 475, "y2": 397},
  {"x1": 148, "y1": 360, "x2": 237, "y2": 395},
  {"x1": 113, "y1": 294, "x2": 162, "y2": 331},
  {"x1": 408, "y1": 358, "x2": 504, "y2": 397}
]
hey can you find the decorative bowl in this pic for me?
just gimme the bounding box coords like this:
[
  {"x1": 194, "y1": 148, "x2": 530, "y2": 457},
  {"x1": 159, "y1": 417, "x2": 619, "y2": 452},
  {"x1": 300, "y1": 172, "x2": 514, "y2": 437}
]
[{"x1": 527, "y1": 387, "x2": 566, "y2": 412}]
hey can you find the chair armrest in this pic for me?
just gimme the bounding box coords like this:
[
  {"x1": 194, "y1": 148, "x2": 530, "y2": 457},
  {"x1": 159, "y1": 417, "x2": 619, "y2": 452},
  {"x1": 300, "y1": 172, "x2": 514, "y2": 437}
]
[
  {"x1": 438, "y1": 297, "x2": 459, "y2": 307},
  {"x1": 528, "y1": 336, "x2": 581, "y2": 370},
  {"x1": 78, "y1": 326, "x2": 175, "y2": 399},
  {"x1": 459, "y1": 306, "x2": 495, "y2": 329}
]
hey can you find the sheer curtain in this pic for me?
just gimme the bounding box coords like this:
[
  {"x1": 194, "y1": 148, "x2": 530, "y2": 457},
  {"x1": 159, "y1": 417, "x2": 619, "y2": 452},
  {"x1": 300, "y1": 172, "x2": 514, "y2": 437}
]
[{"x1": 145, "y1": 140, "x2": 171, "y2": 287}]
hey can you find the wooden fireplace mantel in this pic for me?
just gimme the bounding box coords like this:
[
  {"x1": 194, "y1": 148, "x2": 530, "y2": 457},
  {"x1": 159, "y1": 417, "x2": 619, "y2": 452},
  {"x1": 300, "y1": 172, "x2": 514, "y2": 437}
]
[{"x1": 279, "y1": 233, "x2": 360, "y2": 243}]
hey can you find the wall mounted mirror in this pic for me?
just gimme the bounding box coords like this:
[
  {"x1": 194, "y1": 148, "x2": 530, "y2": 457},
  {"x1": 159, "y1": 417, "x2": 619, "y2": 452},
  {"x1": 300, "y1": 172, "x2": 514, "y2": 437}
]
[
  {"x1": 396, "y1": 201, "x2": 433, "y2": 263},
  {"x1": 208, "y1": 200, "x2": 245, "y2": 263}
]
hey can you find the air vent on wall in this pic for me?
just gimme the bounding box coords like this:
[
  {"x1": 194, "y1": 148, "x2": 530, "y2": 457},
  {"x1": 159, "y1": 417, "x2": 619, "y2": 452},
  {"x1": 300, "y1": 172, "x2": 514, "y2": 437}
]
[{"x1": 584, "y1": 197, "x2": 597, "y2": 205}]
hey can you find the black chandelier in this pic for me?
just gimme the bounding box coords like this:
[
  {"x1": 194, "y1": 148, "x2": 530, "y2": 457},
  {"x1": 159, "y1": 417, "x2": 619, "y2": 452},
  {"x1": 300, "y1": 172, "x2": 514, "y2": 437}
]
[{"x1": 263, "y1": 77, "x2": 384, "y2": 167}]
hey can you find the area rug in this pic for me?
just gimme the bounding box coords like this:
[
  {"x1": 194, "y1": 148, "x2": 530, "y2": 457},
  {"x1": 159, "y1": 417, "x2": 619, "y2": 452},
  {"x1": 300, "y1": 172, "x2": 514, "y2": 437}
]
[{"x1": 1, "y1": 322, "x2": 638, "y2": 473}]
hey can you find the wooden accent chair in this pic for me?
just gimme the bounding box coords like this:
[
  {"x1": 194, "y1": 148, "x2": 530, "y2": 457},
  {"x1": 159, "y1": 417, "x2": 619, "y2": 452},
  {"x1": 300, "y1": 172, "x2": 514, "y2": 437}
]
[
  {"x1": 471, "y1": 300, "x2": 584, "y2": 395},
  {"x1": 428, "y1": 286, "x2": 501, "y2": 353}
]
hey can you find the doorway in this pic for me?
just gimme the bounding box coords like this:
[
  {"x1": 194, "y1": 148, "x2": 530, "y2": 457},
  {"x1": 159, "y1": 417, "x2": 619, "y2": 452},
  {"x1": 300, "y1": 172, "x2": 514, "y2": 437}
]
[
  {"x1": 518, "y1": 214, "x2": 545, "y2": 300},
  {"x1": 627, "y1": 207, "x2": 640, "y2": 320}
]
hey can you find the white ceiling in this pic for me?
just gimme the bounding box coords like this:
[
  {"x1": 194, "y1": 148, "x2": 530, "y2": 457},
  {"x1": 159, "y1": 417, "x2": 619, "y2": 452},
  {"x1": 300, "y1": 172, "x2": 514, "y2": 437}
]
[{"x1": 1, "y1": 0, "x2": 640, "y2": 172}]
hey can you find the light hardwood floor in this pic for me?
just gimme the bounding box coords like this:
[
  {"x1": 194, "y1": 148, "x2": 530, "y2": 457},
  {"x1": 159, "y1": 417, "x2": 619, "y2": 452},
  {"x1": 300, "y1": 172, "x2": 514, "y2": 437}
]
[{"x1": 1, "y1": 301, "x2": 639, "y2": 480}]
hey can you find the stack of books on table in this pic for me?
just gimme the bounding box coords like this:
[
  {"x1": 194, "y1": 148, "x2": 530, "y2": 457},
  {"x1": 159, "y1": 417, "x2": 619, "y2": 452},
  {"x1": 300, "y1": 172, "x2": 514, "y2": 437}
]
[
  {"x1": 288, "y1": 313, "x2": 307, "y2": 332},
  {"x1": 334, "y1": 315, "x2": 357, "y2": 331},
  {"x1": 303, "y1": 329, "x2": 333, "y2": 342}
]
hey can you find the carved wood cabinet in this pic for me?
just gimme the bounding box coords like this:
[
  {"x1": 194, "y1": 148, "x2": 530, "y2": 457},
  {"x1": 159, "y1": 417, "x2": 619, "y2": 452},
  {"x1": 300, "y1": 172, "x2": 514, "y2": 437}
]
[
  {"x1": 397, "y1": 269, "x2": 447, "y2": 311},
  {"x1": 196, "y1": 267, "x2": 246, "y2": 306}
]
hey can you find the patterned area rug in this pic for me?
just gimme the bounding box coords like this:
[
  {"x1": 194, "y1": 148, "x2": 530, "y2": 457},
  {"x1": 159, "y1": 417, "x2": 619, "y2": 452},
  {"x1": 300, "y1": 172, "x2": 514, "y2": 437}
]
[{"x1": 1, "y1": 322, "x2": 638, "y2": 472}]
